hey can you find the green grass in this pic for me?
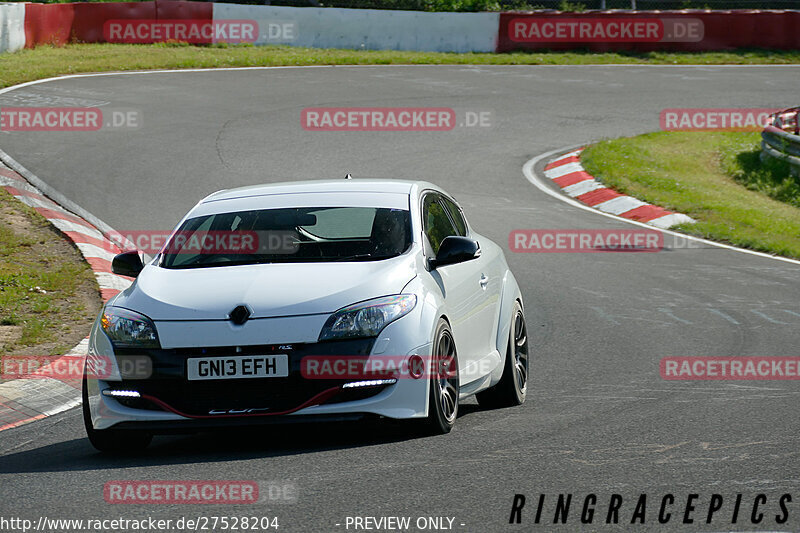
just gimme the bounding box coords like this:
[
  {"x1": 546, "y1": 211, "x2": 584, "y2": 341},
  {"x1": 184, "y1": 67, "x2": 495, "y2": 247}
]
[
  {"x1": 0, "y1": 189, "x2": 99, "y2": 355},
  {"x1": 581, "y1": 131, "x2": 800, "y2": 259},
  {"x1": 1, "y1": 44, "x2": 800, "y2": 89}
]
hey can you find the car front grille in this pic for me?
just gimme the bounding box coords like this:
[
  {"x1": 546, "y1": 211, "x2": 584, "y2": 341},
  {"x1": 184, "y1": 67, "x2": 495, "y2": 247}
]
[{"x1": 112, "y1": 338, "x2": 388, "y2": 417}]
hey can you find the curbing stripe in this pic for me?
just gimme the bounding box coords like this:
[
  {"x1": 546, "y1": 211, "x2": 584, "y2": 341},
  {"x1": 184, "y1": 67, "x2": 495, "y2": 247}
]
[
  {"x1": 0, "y1": 162, "x2": 133, "y2": 432},
  {"x1": 74, "y1": 242, "x2": 119, "y2": 263},
  {"x1": 553, "y1": 171, "x2": 593, "y2": 188},
  {"x1": 542, "y1": 148, "x2": 697, "y2": 228},
  {"x1": 620, "y1": 204, "x2": 673, "y2": 222},
  {"x1": 63, "y1": 230, "x2": 120, "y2": 252},
  {"x1": 49, "y1": 219, "x2": 109, "y2": 243},
  {"x1": 34, "y1": 207, "x2": 97, "y2": 230},
  {"x1": 543, "y1": 154, "x2": 579, "y2": 170},
  {"x1": 576, "y1": 187, "x2": 622, "y2": 206},
  {"x1": 544, "y1": 161, "x2": 583, "y2": 179},
  {"x1": 562, "y1": 179, "x2": 606, "y2": 198},
  {"x1": 85, "y1": 256, "x2": 114, "y2": 273},
  {"x1": 647, "y1": 213, "x2": 696, "y2": 229},
  {"x1": 526, "y1": 144, "x2": 800, "y2": 266},
  {"x1": 594, "y1": 196, "x2": 648, "y2": 216}
]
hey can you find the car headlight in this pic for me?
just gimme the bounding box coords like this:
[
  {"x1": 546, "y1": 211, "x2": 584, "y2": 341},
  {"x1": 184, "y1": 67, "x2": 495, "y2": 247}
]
[
  {"x1": 100, "y1": 307, "x2": 160, "y2": 349},
  {"x1": 319, "y1": 295, "x2": 417, "y2": 341}
]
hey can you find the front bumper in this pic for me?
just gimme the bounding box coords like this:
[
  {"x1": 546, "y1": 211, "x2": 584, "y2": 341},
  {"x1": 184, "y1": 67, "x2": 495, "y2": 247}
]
[{"x1": 86, "y1": 320, "x2": 432, "y2": 431}]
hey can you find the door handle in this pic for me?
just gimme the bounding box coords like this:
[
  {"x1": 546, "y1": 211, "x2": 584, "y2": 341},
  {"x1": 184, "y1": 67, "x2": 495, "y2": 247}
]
[{"x1": 479, "y1": 274, "x2": 489, "y2": 289}]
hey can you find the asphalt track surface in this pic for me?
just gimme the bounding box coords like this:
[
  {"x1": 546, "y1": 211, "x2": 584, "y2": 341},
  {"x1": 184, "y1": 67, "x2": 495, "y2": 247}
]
[{"x1": 1, "y1": 65, "x2": 800, "y2": 532}]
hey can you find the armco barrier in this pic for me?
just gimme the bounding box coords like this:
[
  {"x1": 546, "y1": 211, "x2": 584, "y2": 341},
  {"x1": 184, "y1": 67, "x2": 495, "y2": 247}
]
[
  {"x1": 72, "y1": 2, "x2": 156, "y2": 44},
  {"x1": 762, "y1": 108, "x2": 800, "y2": 176},
  {"x1": 6, "y1": 3, "x2": 800, "y2": 54},
  {"x1": 0, "y1": 3, "x2": 25, "y2": 53},
  {"x1": 212, "y1": 4, "x2": 498, "y2": 52},
  {"x1": 23, "y1": 3, "x2": 73, "y2": 47},
  {"x1": 23, "y1": 1, "x2": 211, "y2": 47},
  {"x1": 498, "y1": 10, "x2": 800, "y2": 52}
]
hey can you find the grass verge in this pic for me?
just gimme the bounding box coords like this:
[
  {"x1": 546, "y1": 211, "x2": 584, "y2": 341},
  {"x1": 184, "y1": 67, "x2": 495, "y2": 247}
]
[
  {"x1": 580, "y1": 131, "x2": 800, "y2": 259},
  {"x1": 1, "y1": 44, "x2": 800, "y2": 89},
  {"x1": 0, "y1": 188, "x2": 102, "y2": 357}
]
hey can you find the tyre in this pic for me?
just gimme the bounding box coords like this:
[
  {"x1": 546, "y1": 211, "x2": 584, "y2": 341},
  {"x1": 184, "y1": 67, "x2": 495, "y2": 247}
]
[
  {"x1": 423, "y1": 318, "x2": 460, "y2": 434},
  {"x1": 476, "y1": 301, "x2": 528, "y2": 409},
  {"x1": 82, "y1": 370, "x2": 152, "y2": 453}
]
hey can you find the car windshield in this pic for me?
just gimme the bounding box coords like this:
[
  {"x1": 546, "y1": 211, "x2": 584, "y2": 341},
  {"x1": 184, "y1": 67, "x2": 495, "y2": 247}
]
[{"x1": 159, "y1": 206, "x2": 412, "y2": 269}]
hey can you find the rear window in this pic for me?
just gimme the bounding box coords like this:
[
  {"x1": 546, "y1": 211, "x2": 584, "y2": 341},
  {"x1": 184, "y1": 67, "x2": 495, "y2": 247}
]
[{"x1": 159, "y1": 207, "x2": 412, "y2": 269}]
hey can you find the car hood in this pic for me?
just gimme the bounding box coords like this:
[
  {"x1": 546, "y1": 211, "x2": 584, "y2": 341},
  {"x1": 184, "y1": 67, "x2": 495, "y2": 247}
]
[{"x1": 111, "y1": 255, "x2": 418, "y2": 320}]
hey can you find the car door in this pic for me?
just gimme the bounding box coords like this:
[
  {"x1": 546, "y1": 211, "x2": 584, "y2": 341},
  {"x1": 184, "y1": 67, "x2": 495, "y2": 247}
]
[
  {"x1": 422, "y1": 192, "x2": 492, "y2": 385},
  {"x1": 438, "y1": 194, "x2": 503, "y2": 366}
]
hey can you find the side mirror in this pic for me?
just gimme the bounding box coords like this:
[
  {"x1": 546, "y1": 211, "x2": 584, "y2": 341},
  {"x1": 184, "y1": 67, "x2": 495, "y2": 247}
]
[
  {"x1": 112, "y1": 251, "x2": 144, "y2": 278},
  {"x1": 429, "y1": 236, "x2": 480, "y2": 269}
]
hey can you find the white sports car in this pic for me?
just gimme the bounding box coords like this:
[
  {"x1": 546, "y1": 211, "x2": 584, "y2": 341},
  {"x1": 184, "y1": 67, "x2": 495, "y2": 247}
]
[{"x1": 83, "y1": 179, "x2": 528, "y2": 451}]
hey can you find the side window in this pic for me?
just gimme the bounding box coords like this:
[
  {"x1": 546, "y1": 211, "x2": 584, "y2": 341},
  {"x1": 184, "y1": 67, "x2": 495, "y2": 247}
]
[
  {"x1": 440, "y1": 196, "x2": 467, "y2": 237},
  {"x1": 422, "y1": 193, "x2": 457, "y2": 255}
]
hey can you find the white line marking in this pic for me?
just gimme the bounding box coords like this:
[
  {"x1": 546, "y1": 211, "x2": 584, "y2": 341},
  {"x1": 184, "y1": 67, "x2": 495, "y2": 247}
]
[
  {"x1": 658, "y1": 307, "x2": 692, "y2": 325},
  {"x1": 708, "y1": 308, "x2": 740, "y2": 325},
  {"x1": 6, "y1": 65, "x2": 798, "y2": 103},
  {"x1": 751, "y1": 310, "x2": 790, "y2": 325}
]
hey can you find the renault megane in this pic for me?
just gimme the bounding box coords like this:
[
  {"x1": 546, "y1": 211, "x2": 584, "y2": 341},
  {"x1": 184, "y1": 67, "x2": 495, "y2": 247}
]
[{"x1": 83, "y1": 179, "x2": 528, "y2": 451}]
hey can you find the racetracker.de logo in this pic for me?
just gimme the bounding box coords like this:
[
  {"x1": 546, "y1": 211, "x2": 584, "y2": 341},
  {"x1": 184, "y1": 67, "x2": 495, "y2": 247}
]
[
  {"x1": 103, "y1": 19, "x2": 258, "y2": 44},
  {"x1": 509, "y1": 17, "x2": 703, "y2": 43},
  {"x1": 509, "y1": 229, "x2": 663, "y2": 253},
  {"x1": 108, "y1": 230, "x2": 299, "y2": 255},
  {"x1": 0, "y1": 355, "x2": 151, "y2": 381},
  {"x1": 301, "y1": 107, "x2": 457, "y2": 131},
  {"x1": 1, "y1": 355, "x2": 99, "y2": 380},
  {"x1": 1, "y1": 107, "x2": 100, "y2": 131},
  {"x1": 661, "y1": 356, "x2": 800, "y2": 380},
  {"x1": 660, "y1": 108, "x2": 780, "y2": 131},
  {"x1": 104, "y1": 481, "x2": 259, "y2": 504},
  {"x1": 0, "y1": 107, "x2": 140, "y2": 131},
  {"x1": 301, "y1": 355, "x2": 455, "y2": 380}
]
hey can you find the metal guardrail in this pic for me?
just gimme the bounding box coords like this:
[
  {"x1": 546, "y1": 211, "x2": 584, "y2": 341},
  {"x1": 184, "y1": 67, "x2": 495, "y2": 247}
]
[
  {"x1": 211, "y1": 0, "x2": 800, "y2": 10},
  {"x1": 761, "y1": 107, "x2": 800, "y2": 176}
]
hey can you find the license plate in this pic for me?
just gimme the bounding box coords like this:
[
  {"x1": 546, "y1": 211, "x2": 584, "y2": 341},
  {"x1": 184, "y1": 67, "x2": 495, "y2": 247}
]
[{"x1": 187, "y1": 355, "x2": 289, "y2": 381}]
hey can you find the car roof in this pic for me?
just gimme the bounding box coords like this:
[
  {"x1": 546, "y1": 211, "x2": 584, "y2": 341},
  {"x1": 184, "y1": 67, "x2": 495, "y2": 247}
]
[{"x1": 202, "y1": 179, "x2": 433, "y2": 203}]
